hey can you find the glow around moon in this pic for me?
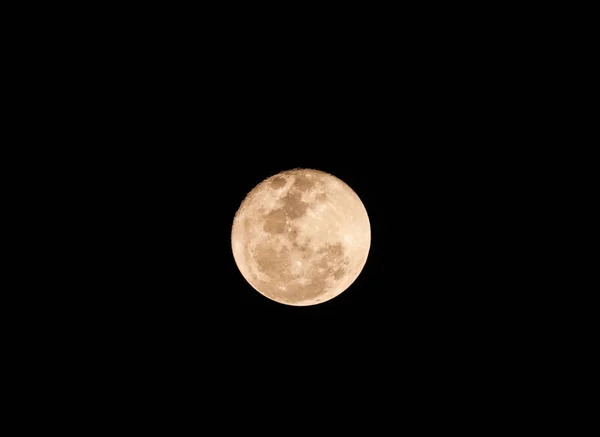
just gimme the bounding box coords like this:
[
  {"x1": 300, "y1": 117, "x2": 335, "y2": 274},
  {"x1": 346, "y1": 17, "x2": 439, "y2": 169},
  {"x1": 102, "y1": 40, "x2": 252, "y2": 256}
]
[{"x1": 231, "y1": 168, "x2": 370, "y2": 306}]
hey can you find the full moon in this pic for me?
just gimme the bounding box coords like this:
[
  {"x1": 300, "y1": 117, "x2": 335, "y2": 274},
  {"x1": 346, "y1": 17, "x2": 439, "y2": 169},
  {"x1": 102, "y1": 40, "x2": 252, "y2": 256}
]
[{"x1": 231, "y1": 168, "x2": 371, "y2": 306}]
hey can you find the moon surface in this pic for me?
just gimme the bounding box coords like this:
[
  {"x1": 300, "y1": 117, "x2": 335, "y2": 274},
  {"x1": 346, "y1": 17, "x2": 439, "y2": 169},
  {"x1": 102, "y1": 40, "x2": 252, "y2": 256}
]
[{"x1": 231, "y1": 168, "x2": 371, "y2": 306}]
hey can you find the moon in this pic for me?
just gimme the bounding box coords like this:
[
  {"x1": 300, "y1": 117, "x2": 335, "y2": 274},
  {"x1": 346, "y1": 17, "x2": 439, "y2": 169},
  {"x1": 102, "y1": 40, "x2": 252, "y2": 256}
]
[{"x1": 231, "y1": 168, "x2": 371, "y2": 306}]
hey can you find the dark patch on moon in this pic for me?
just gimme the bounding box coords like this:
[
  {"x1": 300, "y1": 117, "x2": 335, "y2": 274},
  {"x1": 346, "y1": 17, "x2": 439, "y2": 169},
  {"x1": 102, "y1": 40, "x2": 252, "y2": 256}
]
[
  {"x1": 293, "y1": 174, "x2": 315, "y2": 192},
  {"x1": 263, "y1": 209, "x2": 286, "y2": 234},
  {"x1": 282, "y1": 191, "x2": 308, "y2": 219},
  {"x1": 318, "y1": 242, "x2": 344, "y2": 258},
  {"x1": 254, "y1": 241, "x2": 292, "y2": 282},
  {"x1": 297, "y1": 243, "x2": 310, "y2": 254},
  {"x1": 333, "y1": 264, "x2": 348, "y2": 280},
  {"x1": 270, "y1": 177, "x2": 286, "y2": 189},
  {"x1": 315, "y1": 192, "x2": 328, "y2": 202}
]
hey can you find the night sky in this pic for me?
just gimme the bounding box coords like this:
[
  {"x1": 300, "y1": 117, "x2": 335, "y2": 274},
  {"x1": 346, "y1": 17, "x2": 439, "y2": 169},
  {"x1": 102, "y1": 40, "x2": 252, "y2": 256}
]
[
  {"x1": 88, "y1": 13, "x2": 508, "y2": 342},
  {"x1": 96, "y1": 64, "x2": 511, "y2": 357},
  {"x1": 36, "y1": 6, "x2": 537, "y2": 424},
  {"x1": 67, "y1": 14, "x2": 528, "y2": 406},
  {"x1": 95, "y1": 131, "x2": 515, "y2": 408}
]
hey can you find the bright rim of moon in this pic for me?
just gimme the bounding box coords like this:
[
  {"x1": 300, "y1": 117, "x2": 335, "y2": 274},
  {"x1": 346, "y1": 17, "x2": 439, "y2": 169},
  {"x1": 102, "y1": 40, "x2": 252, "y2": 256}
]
[{"x1": 231, "y1": 168, "x2": 371, "y2": 306}]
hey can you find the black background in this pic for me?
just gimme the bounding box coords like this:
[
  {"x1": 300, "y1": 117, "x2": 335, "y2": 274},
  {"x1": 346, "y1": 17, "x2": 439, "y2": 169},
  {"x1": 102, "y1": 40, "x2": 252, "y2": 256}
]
[
  {"x1": 84, "y1": 58, "x2": 514, "y2": 373},
  {"x1": 94, "y1": 36, "x2": 509, "y2": 333},
  {"x1": 33, "y1": 8, "x2": 545, "y2": 420}
]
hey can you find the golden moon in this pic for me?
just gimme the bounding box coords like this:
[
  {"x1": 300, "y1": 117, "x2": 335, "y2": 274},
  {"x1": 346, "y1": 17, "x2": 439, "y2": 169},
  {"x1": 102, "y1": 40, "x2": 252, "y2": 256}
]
[{"x1": 231, "y1": 168, "x2": 371, "y2": 306}]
